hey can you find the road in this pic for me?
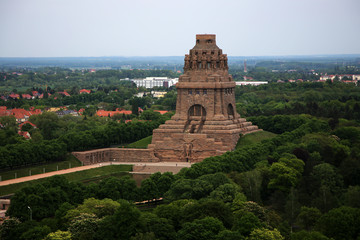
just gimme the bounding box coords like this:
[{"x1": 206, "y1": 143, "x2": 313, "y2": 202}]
[{"x1": 0, "y1": 161, "x2": 192, "y2": 187}]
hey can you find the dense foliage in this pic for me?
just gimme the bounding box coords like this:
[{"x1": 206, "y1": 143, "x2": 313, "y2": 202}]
[
  {"x1": 1, "y1": 79, "x2": 360, "y2": 239},
  {"x1": 0, "y1": 111, "x2": 171, "y2": 169},
  {"x1": 0, "y1": 69, "x2": 180, "y2": 90}
]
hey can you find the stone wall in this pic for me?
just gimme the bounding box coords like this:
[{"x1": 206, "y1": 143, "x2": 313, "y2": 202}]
[{"x1": 72, "y1": 148, "x2": 159, "y2": 166}]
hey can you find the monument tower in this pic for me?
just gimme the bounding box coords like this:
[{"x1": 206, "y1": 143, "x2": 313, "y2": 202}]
[{"x1": 148, "y1": 34, "x2": 260, "y2": 162}]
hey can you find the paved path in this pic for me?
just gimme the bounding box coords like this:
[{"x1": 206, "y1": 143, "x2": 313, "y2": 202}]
[{"x1": 0, "y1": 162, "x2": 192, "y2": 187}]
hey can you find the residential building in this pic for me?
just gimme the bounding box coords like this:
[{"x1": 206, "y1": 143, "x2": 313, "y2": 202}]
[{"x1": 124, "y1": 77, "x2": 179, "y2": 89}]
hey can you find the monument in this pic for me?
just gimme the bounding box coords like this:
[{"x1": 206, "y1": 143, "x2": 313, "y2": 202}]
[
  {"x1": 147, "y1": 34, "x2": 260, "y2": 162},
  {"x1": 73, "y1": 34, "x2": 260, "y2": 165}
]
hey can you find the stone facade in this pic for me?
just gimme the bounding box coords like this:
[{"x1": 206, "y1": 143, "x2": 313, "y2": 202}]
[
  {"x1": 73, "y1": 34, "x2": 260, "y2": 165},
  {"x1": 72, "y1": 148, "x2": 158, "y2": 166},
  {"x1": 147, "y1": 34, "x2": 260, "y2": 162}
]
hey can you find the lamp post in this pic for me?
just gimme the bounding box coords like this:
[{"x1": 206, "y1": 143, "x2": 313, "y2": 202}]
[{"x1": 27, "y1": 206, "x2": 32, "y2": 221}]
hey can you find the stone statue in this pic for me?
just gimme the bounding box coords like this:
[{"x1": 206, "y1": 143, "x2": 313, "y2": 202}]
[
  {"x1": 183, "y1": 142, "x2": 193, "y2": 162},
  {"x1": 201, "y1": 54, "x2": 207, "y2": 69},
  {"x1": 223, "y1": 54, "x2": 228, "y2": 69},
  {"x1": 184, "y1": 54, "x2": 190, "y2": 70},
  {"x1": 191, "y1": 55, "x2": 198, "y2": 70},
  {"x1": 211, "y1": 55, "x2": 217, "y2": 69},
  {"x1": 219, "y1": 54, "x2": 225, "y2": 69}
]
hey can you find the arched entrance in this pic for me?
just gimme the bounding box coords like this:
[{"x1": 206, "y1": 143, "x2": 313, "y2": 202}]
[
  {"x1": 188, "y1": 104, "x2": 206, "y2": 119},
  {"x1": 227, "y1": 104, "x2": 234, "y2": 119},
  {"x1": 185, "y1": 104, "x2": 206, "y2": 133}
]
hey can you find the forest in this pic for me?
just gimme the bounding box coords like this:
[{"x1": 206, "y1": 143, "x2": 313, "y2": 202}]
[{"x1": 0, "y1": 71, "x2": 360, "y2": 239}]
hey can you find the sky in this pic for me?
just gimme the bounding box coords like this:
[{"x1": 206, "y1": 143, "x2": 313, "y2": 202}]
[{"x1": 0, "y1": 0, "x2": 360, "y2": 57}]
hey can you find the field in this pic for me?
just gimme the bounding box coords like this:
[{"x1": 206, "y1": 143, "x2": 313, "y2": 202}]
[
  {"x1": 236, "y1": 131, "x2": 277, "y2": 149},
  {"x1": 0, "y1": 154, "x2": 82, "y2": 181},
  {"x1": 125, "y1": 136, "x2": 152, "y2": 149},
  {"x1": 0, "y1": 164, "x2": 132, "y2": 196}
]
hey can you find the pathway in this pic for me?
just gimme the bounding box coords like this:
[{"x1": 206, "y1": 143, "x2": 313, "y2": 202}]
[{"x1": 0, "y1": 161, "x2": 192, "y2": 187}]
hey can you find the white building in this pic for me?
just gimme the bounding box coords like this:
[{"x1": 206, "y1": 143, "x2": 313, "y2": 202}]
[
  {"x1": 130, "y1": 77, "x2": 178, "y2": 89},
  {"x1": 235, "y1": 81, "x2": 268, "y2": 86}
]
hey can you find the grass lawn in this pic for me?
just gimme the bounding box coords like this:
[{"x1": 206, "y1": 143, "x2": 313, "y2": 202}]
[
  {"x1": 0, "y1": 164, "x2": 133, "y2": 196},
  {"x1": 125, "y1": 136, "x2": 152, "y2": 149},
  {"x1": 236, "y1": 131, "x2": 277, "y2": 149},
  {"x1": 0, "y1": 154, "x2": 82, "y2": 181}
]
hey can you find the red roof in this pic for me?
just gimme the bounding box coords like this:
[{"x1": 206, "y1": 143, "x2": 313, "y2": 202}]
[
  {"x1": 58, "y1": 91, "x2": 70, "y2": 97},
  {"x1": 80, "y1": 89, "x2": 91, "y2": 94},
  {"x1": 0, "y1": 108, "x2": 41, "y2": 120},
  {"x1": 154, "y1": 110, "x2": 169, "y2": 115},
  {"x1": 18, "y1": 131, "x2": 31, "y2": 139},
  {"x1": 22, "y1": 94, "x2": 32, "y2": 99},
  {"x1": 9, "y1": 93, "x2": 20, "y2": 99},
  {"x1": 19, "y1": 121, "x2": 37, "y2": 129},
  {"x1": 38, "y1": 93, "x2": 51, "y2": 99},
  {"x1": 96, "y1": 109, "x2": 132, "y2": 117}
]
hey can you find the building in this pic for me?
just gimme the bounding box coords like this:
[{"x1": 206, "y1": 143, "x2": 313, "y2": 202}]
[
  {"x1": 151, "y1": 91, "x2": 167, "y2": 98},
  {"x1": 236, "y1": 81, "x2": 268, "y2": 86},
  {"x1": 129, "y1": 77, "x2": 178, "y2": 89},
  {"x1": 148, "y1": 34, "x2": 260, "y2": 162},
  {"x1": 79, "y1": 89, "x2": 91, "y2": 94},
  {"x1": 96, "y1": 108, "x2": 133, "y2": 117},
  {"x1": 0, "y1": 107, "x2": 42, "y2": 123}
]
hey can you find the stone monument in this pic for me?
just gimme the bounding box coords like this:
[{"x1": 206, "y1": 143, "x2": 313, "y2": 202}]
[
  {"x1": 73, "y1": 34, "x2": 260, "y2": 165},
  {"x1": 147, "y1": 34, "x2": 260, "y2": 162}
]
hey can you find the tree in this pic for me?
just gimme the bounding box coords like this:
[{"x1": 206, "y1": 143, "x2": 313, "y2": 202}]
[
  {"x1": 296, "y1": 206, "x2": 321, "y2": 231},
  {"x1": 177, "y1": 217, "x2": 225, "y2": 240},
  {"x1": 138, "y1": 213, "x2": 176, "y2": 240},
  {"x1": 344, "y1": 185, "x2": 360, "y2": 208},
  {"x1": 68, "y1": 213, "x2": 99, "y2": 240},
  {"x1": 215, "y1": 230, "x2": 245, "y2": 240},
  {"x1": 316, "y1": 206, "x2": 360, "y2": 240},
  {"x1": 95, "y1": 200, "x2": 141, "y2": 240},
  {"x1": 130, "y1": 232, "x2": 157, "y2": 240},
  {"x1": 248, "y1": 228, "x2": 284, "y2": 240},
  {"x1": 232, "y1": 212, "x2": 262, "y2": 236},
  {"x1": 20, "y1": 225, "x2": 51, "y2": 240},
  {"x1": 65, "y1": 198, "x2": 120, "y2": 222},
  {"x1": 44, "y1": 230, "x2": 72, "y2": 240},
  {"x1": 0, "y1": 217, "x2": 21, "y2": 240},
  {"x1": 291, "y1": 230, "x2": 332, "y2": 240},
  {"x1": 311, "y1": 163, "x2": 343, "y2": 211}
]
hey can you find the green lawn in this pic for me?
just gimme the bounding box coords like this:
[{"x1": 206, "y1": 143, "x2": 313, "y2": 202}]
[
  {"x1": 0, "y1": 154, "x2": 82, "y2": 181},
  {"x1": 0, "y1": 164, "x2": 133, "y2": 196},
  {"x1": 125, "y1": 136, "x2": 152, "y2": 149},
  {"x1": 236, "y1": 131, "x2": 277, "y2": 149}
]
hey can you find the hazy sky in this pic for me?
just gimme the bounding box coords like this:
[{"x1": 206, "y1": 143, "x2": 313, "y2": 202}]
[{"x1": 1, "y1": 0, "x2": 359, "y2": 57}]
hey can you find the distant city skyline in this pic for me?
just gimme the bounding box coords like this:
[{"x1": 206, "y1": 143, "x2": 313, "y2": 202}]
[{"x1": 1, "y1": 0, "x2": 360, "y2": 58}]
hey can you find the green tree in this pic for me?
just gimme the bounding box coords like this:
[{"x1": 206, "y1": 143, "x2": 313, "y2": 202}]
[
  {"x1": 0, "y1": 218, "x2": 21, "y2": 240},
  {"x1": 177, "y1": 217, "x2": 225, "y2": 240},
  {"x1": 44, "y1": 230, "x2": 72, "y2": 240},
  {"x1": 316, "y1": 206, "x2": 360, "y2": 240},
  {"x1": 138, "y1": 213, "x2": 176, "y2": 240},
  {"x1": 20, "y1": 225, "x2": 51, "y2": 240},
  {"x1": 232, "y1": 212, "x2": 262, "y2": 236},
  {"x1": 296, "y1": 206, "x2": 322, "y2": 231},
  {"x1": 65, "y1": 198, "x2": 120, "y2": 222},
  {"x1": 248, "y1": 228, "x2": 284, "y2": 240},
  {"x1": 95, "y1": 200, "x2": 141, "y2": 240},
  {"x1": 130, "y1": 232, "x2": 157, "y2": 240},
  {"x1": 68, "y1": 213, "x2": 99, "y2": 240},
  {"x1": 291, "y1": 230, "x2": 332, "y2": 240}
]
